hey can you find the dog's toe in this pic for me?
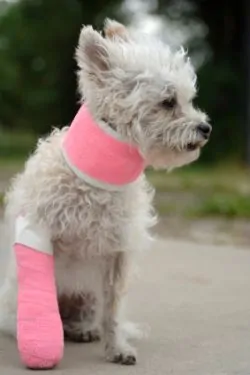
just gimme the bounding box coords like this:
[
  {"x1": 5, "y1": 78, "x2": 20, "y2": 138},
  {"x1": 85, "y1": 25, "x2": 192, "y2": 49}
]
[
  {"x1": 121, "y1": 354, "x2": 137, "y2": 365},
  {"x1": 112, "y1": 353, "x2": 136, "y2": 365},
  {"x1": 106, "y1": 346, "x2": 137, "y2": 366},
  {"x1": 80, "y1": 328, "x2": 101, "y2": 343},
  {"x1": 65, "y1": 328, "x2": 101, "y2": 343}
]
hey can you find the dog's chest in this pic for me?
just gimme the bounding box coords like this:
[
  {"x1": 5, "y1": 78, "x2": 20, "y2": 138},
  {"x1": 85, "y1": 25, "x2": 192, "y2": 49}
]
[
  {"x1": 55, "y1": 254, "x2": 104, "y2": 296},
  {"x1": 49, "y1": 171, "x2": 154, "y2": 259},
  {"x1": 53, "y1": 188, "x2": 136, "y2": 258}
]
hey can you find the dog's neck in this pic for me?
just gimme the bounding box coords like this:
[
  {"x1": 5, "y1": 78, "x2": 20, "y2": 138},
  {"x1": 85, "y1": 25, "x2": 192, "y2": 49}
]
[{"x1": 61, "y1": 105, "x2": 145, "y2": 190}]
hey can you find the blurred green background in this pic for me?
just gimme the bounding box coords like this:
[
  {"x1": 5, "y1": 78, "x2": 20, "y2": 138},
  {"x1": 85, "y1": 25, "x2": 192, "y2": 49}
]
[{"x1": 1, "y1": 0, "x2": 250, "y2": 245}]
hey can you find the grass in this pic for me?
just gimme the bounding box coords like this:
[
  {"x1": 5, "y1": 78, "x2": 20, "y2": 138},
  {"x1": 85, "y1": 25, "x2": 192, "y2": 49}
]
[
  {"x1": 1, "y1": 129, "x2": 250, "y2": 219},
  {"x1": 147, "y1": 165, "x2": 250, "y2": 219},
  {"x1": 188, "y1": 193, "x2": 250, "y2": 218},
  {"x1": 0, "y1": 130, "x2": 37, "y2": 161},
  {"x1": 147, "y1": 164, "x2": 250, "y2": 195}
]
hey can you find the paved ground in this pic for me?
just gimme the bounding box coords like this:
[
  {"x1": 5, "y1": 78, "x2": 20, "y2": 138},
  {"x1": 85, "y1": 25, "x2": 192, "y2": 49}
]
[{"x1": 0, "y1": 236, "x2": 250, "y2": 374}]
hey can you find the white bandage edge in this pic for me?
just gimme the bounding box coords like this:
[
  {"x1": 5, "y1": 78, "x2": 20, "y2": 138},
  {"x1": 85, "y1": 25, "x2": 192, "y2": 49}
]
[{"x1": 15, "y1": 216, "x2": 53, "y2": 255}]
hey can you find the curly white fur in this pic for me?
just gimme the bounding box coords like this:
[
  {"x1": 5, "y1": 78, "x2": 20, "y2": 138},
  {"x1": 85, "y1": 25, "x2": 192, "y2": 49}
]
[{"x1": 0, "y1": 19, "x2": 210, "y2": 365}]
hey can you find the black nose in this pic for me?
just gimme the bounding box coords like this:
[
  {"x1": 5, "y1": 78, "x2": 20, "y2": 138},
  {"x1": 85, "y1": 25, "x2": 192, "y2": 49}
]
[{"x1": 197, "y1": 123, "x2": 212, "y2": 139}]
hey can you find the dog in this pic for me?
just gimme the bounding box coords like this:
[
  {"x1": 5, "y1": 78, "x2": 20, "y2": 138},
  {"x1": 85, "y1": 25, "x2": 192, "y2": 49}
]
[{"x1": 0, "y1": 19, "x2": 211, "y2": 365}]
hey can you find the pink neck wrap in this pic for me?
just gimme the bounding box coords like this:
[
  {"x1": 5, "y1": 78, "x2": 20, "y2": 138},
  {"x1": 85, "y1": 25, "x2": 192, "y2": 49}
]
[{"x1": 62, "y1": 105, "x2": 145, "y2": 190}]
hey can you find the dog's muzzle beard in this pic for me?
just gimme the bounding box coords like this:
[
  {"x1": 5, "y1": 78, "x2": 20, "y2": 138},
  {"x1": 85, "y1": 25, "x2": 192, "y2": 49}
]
[
  {"x1": 152, "y1": 121, "x2": 211, "y2": 154},
  {"x1": 173, "y1": 122, "x2": 212, "y2": 152}
]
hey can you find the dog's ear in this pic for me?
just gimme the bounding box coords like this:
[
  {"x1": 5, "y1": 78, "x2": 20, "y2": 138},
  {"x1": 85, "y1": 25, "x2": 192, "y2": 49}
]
[
  {"x1": 104, "y1": 19, "x2": 130, "y2": 42},
  {"x1": 76, "y1": 25, "x2": 110, "y2": 73}
]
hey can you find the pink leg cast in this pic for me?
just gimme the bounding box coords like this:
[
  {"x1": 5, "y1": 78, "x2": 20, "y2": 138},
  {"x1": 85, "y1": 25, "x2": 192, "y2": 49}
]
[{"x1": 15, "y1": 244, "x2": 64, "y2": 369}]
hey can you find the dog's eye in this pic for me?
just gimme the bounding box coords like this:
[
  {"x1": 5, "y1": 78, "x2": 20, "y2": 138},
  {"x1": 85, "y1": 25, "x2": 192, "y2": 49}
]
[{"x1": 161, "y1": 97, "x2": 176, "y2": 110}]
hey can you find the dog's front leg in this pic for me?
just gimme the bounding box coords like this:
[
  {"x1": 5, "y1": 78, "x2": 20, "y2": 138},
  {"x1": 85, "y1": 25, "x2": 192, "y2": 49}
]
[
  {"x1": 14, "y1": 216, "x2": 64, "y2": 369},
  {"x1": 102, "y1": 252, "x2": 136, "y2": 365}
]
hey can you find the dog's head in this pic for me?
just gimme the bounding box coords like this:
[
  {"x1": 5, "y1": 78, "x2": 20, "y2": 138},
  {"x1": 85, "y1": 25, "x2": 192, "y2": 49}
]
[{"x1": 76, "y1": 19, "x2": 211, "y2": 170}]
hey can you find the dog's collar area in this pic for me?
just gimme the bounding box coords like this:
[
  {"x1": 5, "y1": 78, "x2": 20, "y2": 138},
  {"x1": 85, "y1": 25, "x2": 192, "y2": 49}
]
[
  {"x1": 61, "y1": 105, "x2": 145, "y2": 190},
  {"x1": 101, "y1": 118, "x2": 116, "y2": 132}
]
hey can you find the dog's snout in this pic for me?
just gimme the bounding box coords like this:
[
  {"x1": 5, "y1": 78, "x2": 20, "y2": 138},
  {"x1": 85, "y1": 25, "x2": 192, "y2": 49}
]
[{"x1": 197, "y1": 123, "x2": 212, "y2": 139}]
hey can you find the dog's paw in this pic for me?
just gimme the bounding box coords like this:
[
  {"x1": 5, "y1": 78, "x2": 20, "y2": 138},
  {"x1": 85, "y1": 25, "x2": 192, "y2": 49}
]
[
  {"x1": 65, "y1": 327, "x2": 101, "y2": 343},
  {"x1": 105, "y1": 345, "x2": 137, "y2": 365},
  {"x1": 112, "y1": 353, "x2": 136, "y2": 365}
]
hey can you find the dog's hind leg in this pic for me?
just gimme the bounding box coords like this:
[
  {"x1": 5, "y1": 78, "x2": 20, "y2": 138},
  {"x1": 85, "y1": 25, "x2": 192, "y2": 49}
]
[{"x1": 59, "y1": 292, "x2": 101, "y2": 343}]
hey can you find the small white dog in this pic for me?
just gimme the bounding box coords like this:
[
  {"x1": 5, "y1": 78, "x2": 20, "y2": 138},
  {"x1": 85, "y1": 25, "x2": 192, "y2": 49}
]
[{"x1": 0, "y1": 19, "x2": 211, "y2": 365}]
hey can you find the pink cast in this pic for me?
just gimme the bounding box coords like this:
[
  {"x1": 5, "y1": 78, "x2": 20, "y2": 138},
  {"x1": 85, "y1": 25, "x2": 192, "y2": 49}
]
[{"x1": 15, "y1": 244, "x2": 64, "y2": 369}]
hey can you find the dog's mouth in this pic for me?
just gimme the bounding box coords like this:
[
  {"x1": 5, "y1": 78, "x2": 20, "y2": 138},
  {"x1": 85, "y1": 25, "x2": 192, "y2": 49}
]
[
  {"x1": 186, "y1": 142, "x2": 199, "y2": 151},
  {"x1": 186, "y1": 140, "x2": 208, "y2": 152}
]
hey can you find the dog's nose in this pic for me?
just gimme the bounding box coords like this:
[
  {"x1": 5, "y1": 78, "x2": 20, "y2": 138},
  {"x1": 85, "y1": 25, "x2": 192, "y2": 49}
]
[{"x1": 197, "y1": 123, "x2": 212, "y2": 139}]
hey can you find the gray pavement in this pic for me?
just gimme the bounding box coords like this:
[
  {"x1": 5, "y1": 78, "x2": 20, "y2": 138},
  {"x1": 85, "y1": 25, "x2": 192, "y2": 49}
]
[{"x1": 0, "y1": 237, "x2": 250, "y2": 374}]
